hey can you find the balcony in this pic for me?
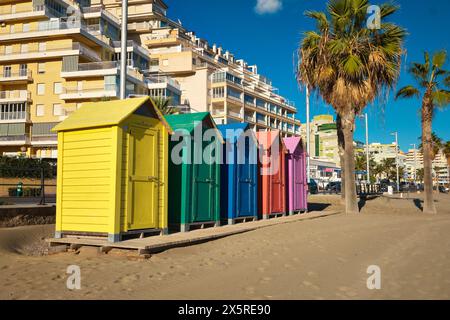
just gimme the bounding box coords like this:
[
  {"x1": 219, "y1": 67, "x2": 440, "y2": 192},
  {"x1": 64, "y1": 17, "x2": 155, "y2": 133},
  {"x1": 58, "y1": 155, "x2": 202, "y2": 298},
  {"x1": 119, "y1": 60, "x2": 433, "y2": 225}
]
[
  {"x1": 0, "y1": 134, "x2": 30, "y2": 146},
  {"x1": 0, "y1": 70, "x2": 33, "y2": 84},
  {"x1": 61, "y1": 61, "x2": 118, "y2": 78},
  {"x1": 0, "y1": 90, "x2": 31, "y2": 103},
  {"x1": 0, "y1": 42, "x2": 100, "y2": 62},
  {"x1": 60, "y1": 85, "x2": 118, "y2": 100},
  {"x1": 31, "y1": 122, "x2": 59, "y2": 146},
  {"x1": 0, "y1": 109, "x2": 30, "y2": 123},
  {"x1": 244, "y1": 114, "x2": 255, "y2": 123},
  {"x1": 81, "y1": 6, "x2": 120, "y2": 25},
  {"x1": 146, "y1": 76, "x2": 181, "y2": 91},
  {"x1": 0, "y1": 4, "x2": 62, "y2": 21},
  {"x1": 111, "y1": 40, "x2": 150, "y2": 58},
  {"x1": 228, "y1": 110, "x2": 242, "y2": 119}
]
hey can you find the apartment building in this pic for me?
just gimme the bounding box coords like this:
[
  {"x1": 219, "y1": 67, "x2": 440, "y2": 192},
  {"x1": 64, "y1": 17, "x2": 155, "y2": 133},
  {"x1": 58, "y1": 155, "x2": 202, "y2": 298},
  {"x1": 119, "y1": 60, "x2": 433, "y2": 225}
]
[
  {"x1": 301, "y1": 114, "x2": 340, "y2": 166},
  {"x1": 0, "y1": 0, "x2": 181, "y2": 158},
  {"x1": 405, "y1": 149, "x2": 449, "y2": 183},
  {"x1": 98, "y1": 0, "x2": 301, "y2": 136}
]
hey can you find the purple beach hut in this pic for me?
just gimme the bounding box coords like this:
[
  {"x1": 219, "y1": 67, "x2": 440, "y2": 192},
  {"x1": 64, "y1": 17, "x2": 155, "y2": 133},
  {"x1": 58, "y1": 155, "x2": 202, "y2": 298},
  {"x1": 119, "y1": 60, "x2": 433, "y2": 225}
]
[{"x1": 283, "y1": 137, "x2": 308, "y2": 215}]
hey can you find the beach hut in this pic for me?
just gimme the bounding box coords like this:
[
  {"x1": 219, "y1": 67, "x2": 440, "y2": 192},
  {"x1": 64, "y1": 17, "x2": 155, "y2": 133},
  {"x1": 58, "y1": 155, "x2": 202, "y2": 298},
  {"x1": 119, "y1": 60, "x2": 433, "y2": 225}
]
[
  {"x1": 256, "y1": 130, "x2": 287, "y2": 219},
  {"x1": 217, "y1": 123, "x2": 258, "y2": 225},
  {"x1": 165, "y1": 113, "x2": 224, "y2": 232},
  {"x1": 284, "y1": 137, "x2": 308, "y2": 215},
  {"x1": 53, "y1": 97, "x2": 172, "y2": 242}
]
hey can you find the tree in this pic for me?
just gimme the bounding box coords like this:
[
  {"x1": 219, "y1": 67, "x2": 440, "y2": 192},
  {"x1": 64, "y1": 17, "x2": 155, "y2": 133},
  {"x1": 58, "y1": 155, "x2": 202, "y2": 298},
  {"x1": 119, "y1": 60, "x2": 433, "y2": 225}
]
[
  {"x1": 150, "y1": 96, "x2": 178, "y2": 115},
  {"x1": 416, "y1": 168, "x2": 425, "y2": 183},
  {"x1": 396, "y1": 51, "x2": 450, "y2": 214},
  {"x1": 297, "y1": 0, "x2": 406, "y2": 213},
  {"x1": 418, "y1": 132, "x2": 443, "y2": 161}
]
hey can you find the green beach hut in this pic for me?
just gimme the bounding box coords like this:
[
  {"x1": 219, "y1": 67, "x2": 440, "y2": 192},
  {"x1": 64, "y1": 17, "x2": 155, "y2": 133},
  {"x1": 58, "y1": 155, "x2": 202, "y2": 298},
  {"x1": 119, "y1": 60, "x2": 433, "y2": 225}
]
[{"x1": 165, "y1": 112, "x2": 224, "y2": 232}]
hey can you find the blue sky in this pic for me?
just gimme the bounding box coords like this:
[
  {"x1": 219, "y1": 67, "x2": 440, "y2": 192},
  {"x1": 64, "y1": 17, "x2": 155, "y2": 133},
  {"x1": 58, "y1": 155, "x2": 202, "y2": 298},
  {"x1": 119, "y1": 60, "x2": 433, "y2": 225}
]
[{"x1": 165, "y1": 0, "x2": 450, "y2": 151}]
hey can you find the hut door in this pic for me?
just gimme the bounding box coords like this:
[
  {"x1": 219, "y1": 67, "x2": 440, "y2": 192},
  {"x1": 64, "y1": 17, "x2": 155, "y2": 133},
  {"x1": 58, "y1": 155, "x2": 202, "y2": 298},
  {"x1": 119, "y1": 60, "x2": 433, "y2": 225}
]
[
  {"x1": 294, "y1": 155, "x2": 303, "y2": 210},
  {"x1": 128, "y1": 126, "x2": 159, "y2": 230},
  {"x1": 271, "y1": 153, "x2": 284, "y2": 213},
  {"x1": 237, "y1": 140, "x2": 254, "y2": 217},
  {"x1": 192, "y1": 140, "x2": 215, "y2": 222}
]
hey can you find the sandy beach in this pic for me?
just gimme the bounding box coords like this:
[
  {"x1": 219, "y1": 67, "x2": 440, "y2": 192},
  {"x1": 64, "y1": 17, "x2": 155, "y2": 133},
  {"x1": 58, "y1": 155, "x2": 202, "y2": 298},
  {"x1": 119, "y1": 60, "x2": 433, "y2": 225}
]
[{"x1": 1, "y1": 193, "x2": 450, "y2": 300}]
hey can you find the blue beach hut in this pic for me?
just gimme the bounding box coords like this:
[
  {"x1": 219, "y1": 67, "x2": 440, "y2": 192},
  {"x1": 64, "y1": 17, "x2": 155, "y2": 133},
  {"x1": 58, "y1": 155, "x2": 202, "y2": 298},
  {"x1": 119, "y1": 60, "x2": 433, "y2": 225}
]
[{"x1": 217, "y1": 123, "x2": 258, "y2": 225}]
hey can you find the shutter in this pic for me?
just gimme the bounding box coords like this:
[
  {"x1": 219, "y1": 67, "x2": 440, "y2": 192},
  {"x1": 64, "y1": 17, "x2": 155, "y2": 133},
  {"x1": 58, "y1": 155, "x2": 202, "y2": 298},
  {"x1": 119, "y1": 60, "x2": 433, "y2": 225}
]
[
  {"x1": 62, "y1": 56, "x2": 79, "y2": 72},
  {"x1": 32, "y1": 122, "x2": 58, "y2": 136}
]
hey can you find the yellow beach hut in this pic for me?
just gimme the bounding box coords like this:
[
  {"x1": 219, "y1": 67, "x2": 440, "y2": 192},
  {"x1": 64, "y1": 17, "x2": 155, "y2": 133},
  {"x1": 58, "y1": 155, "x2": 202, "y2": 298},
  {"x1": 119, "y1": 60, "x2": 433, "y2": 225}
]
[{"x1": 52, "y1": 97, "x2": 173, "y2": 242}]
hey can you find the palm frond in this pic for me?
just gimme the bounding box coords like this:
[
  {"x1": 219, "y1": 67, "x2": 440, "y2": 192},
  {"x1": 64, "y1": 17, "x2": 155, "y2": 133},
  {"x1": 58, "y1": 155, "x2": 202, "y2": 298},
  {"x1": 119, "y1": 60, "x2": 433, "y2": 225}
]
[
  {"x1": 432, "y1": 89, "x2": 450, "y2": 108},
  {"x1": 432, "y1": 50, "x2": 447, "y2": 69},
  {"x1": 395, "y1": 85, "x2": 420, "y2": 100}
]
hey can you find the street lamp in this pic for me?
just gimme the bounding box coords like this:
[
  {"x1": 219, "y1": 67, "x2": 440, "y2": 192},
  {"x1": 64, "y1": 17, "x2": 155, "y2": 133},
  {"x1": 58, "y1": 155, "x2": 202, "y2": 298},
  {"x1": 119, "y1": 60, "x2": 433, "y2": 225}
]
[
  {"x1": 306, "y1": 86, "x2": 311, "y2": 183},
  {"x1": 120, "y1": 0, "x2": 128, "y2": 99},
  {"x1": 358, "y1": 113, "x2": 370, "y2": 184},
  {"x1": 391, "y1": 132, "x2": 400, "y2": 192},
  {"x1": 410, "y1": 143, "x2": 417, "y2": 183}
]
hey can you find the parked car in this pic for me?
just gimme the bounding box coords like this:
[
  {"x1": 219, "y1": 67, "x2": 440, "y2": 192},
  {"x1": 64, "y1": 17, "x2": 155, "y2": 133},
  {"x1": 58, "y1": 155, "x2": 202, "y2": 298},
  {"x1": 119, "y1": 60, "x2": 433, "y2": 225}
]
[
  {"x1": 439, "y1": 185, "x2": 449, "y2": 194},
  {"x1": 308, "y1": 179, "x2": 318, "y2": 194},
  {"x1": 326, "y1": 181, "x2": 341, "y2": 193}
]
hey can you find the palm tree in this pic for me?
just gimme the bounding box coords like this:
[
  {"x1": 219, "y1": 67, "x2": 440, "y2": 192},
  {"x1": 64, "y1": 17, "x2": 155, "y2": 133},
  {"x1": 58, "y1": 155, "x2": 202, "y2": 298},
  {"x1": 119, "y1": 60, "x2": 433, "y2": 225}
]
[
  {"x1": 297, "y1": 0, "x2": 406, "y2": 213},
  {"x1": 150, "y1": 96, "x2": 178, "y2": 115},
  {"x1": 418, "y1": 132, "x2": 443, "y2": 161},
  {"x1": 396, "y1": 51, "x2": 450, "y2": 214}
]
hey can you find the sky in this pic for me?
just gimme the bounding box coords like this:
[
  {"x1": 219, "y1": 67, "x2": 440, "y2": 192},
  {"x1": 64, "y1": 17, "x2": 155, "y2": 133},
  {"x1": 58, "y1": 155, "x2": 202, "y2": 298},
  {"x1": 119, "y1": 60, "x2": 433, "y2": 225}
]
[{"x1": 164, "y1": 0, "x2": 450, "y2": 151}]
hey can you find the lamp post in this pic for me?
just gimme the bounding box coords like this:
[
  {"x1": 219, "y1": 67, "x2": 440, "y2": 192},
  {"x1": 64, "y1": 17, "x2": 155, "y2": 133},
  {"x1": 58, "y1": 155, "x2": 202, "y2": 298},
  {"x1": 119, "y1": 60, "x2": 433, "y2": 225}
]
[
  {"x1": 410, "y1": 143, "x2": 417, "y2": 184},
  {"x1": 391, "y1": 132, "x2": 400, "y2": 192},
  {"x1": 306, "y1": 86, "x2": 311, "y2": 183},
  {"x1": 120, "y1": 0, "x2": 128, "y2": 99},
  {"x1": 364, "y1": 113, "x2": 370, "y2": 184}
]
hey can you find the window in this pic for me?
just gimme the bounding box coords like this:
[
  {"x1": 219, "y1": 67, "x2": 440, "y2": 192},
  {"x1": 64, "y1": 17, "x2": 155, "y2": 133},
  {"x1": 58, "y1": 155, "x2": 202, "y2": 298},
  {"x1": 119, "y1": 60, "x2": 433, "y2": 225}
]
[
  {"x1": 5, "y1": 46, "x2": 12, "y2": 55},
  {"x1": 23, "y1": 23, "x2": 30, "y2": 32},
  {"x1": 213, "y1": 87, "x2": 224, "y2": 99},
  {"x1": 76, "y1": 103, "x2": 82, "y2": 109},
  {"x1": 36, "y1": 104, "x2": 45, "y2": 117},
  {"x1": 10, "y1": 25, "x2": 14, "y2": 34},
  {"x1": 38, "y1": 63, "x2": 45, "y2": 74},
  {"x1": 3, "y1": 66, "x2": 11, "y2": 78},
  {"x1": 19, "y1": 64, "x2": 27, "y2": 77},
  {"x1": 53, "y1": 82, "x2": 62, "y2": 94},
  {"x1": 162, "y1": 59, "x2": 169, "y2": 66},
  {"x1": 37, "y1": 83, "x2": 45, "y2": 95},
  {"x1": 53, "y1": 104, "x2": 62, "y2": 116},
  {"x1": 38, "y1": 42, "x2": 46, "y2": 52},
  {"x1": 20, "y1": 44, "x2": 28, "y2": 53}
]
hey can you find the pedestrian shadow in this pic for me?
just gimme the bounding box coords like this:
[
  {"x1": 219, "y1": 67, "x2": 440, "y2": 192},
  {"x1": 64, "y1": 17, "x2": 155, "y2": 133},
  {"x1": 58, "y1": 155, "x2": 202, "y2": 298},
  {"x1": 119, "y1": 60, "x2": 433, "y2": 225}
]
[
  {"x1": 308, "y1": 203, "x2": 331, "y2": 212},
  {"x1": 358, "y1": 195, "x2": 367, "y2": 211},
  {"x1": 413, "y1": 198, "x2": 423, "y2": 211}
]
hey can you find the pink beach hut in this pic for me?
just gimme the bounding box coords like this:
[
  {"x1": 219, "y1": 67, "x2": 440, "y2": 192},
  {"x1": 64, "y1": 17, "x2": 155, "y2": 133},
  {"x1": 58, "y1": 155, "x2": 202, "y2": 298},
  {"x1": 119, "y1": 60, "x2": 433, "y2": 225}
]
[{"x1": 283, "y1": 137, "x2": 308, "y2": 215}]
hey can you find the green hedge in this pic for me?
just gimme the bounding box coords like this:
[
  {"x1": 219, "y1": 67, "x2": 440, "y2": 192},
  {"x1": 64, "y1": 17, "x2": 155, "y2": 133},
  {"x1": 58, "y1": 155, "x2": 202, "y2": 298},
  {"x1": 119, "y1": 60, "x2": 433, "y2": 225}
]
[{"x1": 0, "y1": 156, "x2": 56, "y2": 179}]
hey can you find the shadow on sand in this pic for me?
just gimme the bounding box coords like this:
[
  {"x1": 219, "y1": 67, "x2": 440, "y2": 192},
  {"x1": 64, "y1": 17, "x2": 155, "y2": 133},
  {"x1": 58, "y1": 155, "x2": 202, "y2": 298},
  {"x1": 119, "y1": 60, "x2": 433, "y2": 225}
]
[{"x1": 308, "y1": 203, "x2": 332, "y2": 212}]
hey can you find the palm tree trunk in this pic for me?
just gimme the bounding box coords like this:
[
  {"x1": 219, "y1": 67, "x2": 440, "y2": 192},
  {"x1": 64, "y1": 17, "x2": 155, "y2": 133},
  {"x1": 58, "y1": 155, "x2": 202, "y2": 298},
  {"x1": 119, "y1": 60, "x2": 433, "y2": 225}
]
[
  {"x1": 341, "y1": 112, "x2": 359, "y2": 214},
  {"x1": 337, "y1": 114, "x2": 345, "y2": 204},
  {"x1": 422, "y1": 104, "x2": 437, "y2": 214}
]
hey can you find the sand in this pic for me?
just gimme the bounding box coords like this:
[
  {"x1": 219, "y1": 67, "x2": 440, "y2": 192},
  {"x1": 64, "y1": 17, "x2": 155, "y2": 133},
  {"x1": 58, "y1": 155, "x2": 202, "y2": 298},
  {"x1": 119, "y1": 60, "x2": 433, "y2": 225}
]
[{"x1": 0, "y1": 193, "x2": 450, "y2": 300}]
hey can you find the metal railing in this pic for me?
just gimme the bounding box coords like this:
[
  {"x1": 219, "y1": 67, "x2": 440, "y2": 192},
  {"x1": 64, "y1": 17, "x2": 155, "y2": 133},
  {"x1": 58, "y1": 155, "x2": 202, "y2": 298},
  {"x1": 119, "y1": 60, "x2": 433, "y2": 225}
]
[
  {"x1": 0, "y1": 90, "x2": 30, "y2": 101},
  {"x1": 78, "y1": 61, "x2": 118, "y2": 71},
  {"x1": 0, "y1": 70, "x2": 32, "y2": 79},
  {"x1": 0, "y1": 135, "x2": 29, "y2": 142},
  {"x1": 0, "y1": 42, "x2": 93, "y2": 57},
  {"x1": 146, "y1": 76, "x2": 181, "y2": 90},
  {"x1": 0, "y1": 110, "x2": 29, "y2": 121},
  {"x1": 0, "y1": 167, "x2": 57, "y2": 205},
  {"x1": 62, "y1": 84, "x2": 118, "y2": 94}
]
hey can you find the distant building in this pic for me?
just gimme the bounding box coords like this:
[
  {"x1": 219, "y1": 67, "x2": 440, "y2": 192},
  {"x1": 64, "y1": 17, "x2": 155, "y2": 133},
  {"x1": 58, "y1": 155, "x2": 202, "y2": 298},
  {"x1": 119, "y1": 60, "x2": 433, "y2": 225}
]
[
  {"x1": 405, "y1": 149, "x2": 449, "y2": 183},
  {"x1": 301, "y1": 114, "x2": 340, "y2": 166}
]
